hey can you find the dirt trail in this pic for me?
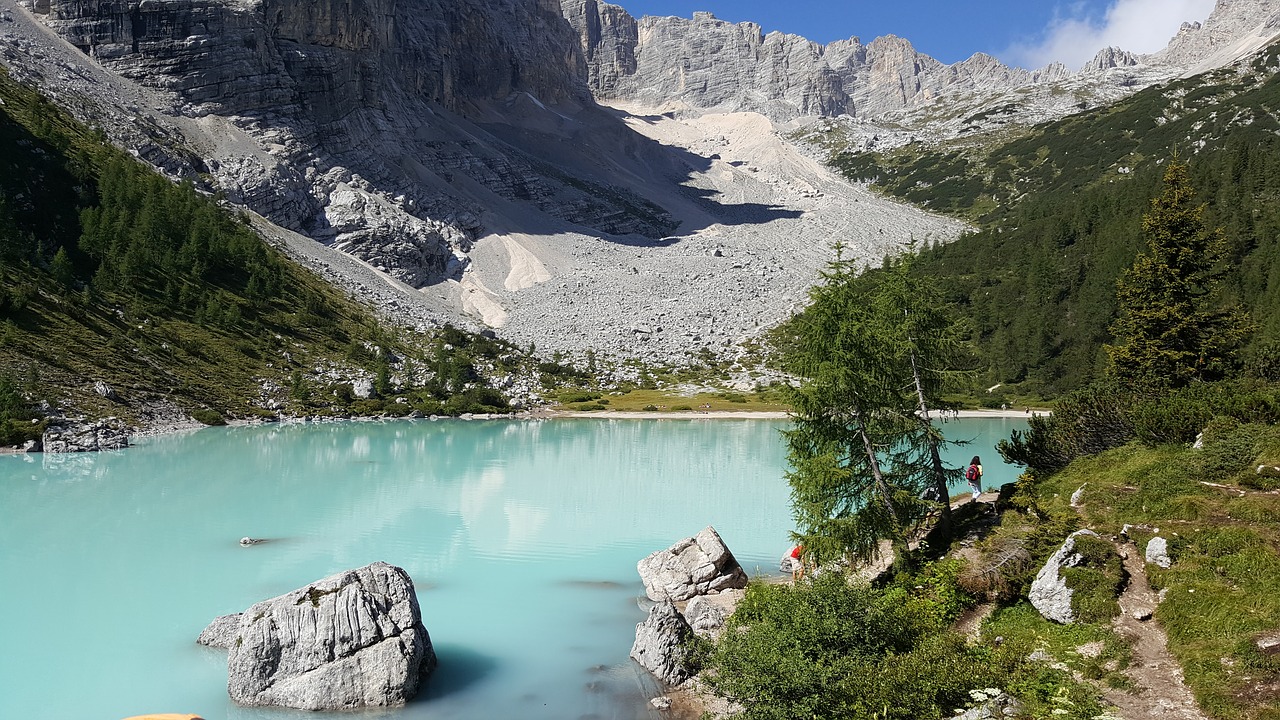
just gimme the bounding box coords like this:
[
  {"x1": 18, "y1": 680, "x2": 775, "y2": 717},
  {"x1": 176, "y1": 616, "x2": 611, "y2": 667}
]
[{"x1": 1104, "y1": 542, "x2": 1208, "y2": 720}]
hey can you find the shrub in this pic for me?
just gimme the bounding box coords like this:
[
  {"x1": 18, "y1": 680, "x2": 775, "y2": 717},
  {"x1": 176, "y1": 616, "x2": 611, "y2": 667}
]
[
  {"x1": 1130, "y1": 390, "x2": 1213, "y2": 445},
  {"x1": 442, "y1": 386, "x2": 510, "y2": 415},
  {"x1": 702, "y1": 566, "x2": 1095, "y2": 720},
  {"x1": 641, "y1": 404, "x2": 659, "y2": 411},
  {"x1": 557, "y1": 390, "x2": 601, "y2": 404},
  {"x1": 190, "y1": 409, "x2": 226, "y2": 426},
  {"x1": 1061, "y1": 534, "x2": 1124, "y2": 623},
  {"x1": 999, "y1": 384, "x2": 1135, "y2": 473},
  {"x1": 672, "y1": 404, "x2": 693, "y2": 411},
  {"x1": 1191, "y1": 417, "x2": 1262, "y2": 480}
]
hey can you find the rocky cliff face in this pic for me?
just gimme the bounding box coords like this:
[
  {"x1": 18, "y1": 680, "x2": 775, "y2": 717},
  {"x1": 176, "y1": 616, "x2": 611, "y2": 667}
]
[
  {"x1": 25, "y1": 0, "x2": 676, "y2": 288},
  {"x1": 1153, "y1": 0, "x2": 1280, "y2": 70},
  {"x1": 560, "y1": 1, "x2": 1104, "y2": 122},
  {"x1": 560, "y1": 0, "x2": 1278, "y2": 126}
]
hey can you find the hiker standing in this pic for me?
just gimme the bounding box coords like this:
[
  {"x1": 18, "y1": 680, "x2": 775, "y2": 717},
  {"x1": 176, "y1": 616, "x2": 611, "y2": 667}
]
[{"x1": 966, "y1": 456, "x2": 984, "y2": 501}]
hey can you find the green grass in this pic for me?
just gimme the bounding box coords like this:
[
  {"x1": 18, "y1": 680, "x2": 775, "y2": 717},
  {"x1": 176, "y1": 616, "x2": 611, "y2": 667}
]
[
  {"x1": 1024, "y1": 437, "x2": 1280, "y2": 719},
  {"x1": 982, "y1": 603, "x2": 1133, "y2": 689}
]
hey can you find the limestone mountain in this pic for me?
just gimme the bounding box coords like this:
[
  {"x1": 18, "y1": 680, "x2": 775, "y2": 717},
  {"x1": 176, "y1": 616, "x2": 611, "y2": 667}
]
[
  {"x1": 562, "y1": 0, "x2": 1280, "y2": 143},
  {"x1": 3, "y1": 0, "x2": 960, "y2": 369},
  {"x1": 2, "y1": 0, "x2": 1277, "y2": 373}
]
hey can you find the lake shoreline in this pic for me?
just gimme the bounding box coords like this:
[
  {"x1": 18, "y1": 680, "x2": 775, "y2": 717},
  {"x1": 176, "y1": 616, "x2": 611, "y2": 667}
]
[
  {"x1": 1, "y1": 408, "x2": 1045, "y2": 455},
  {"x1": 542, "y1": 408, "x2": 1046, "y2": 420}
]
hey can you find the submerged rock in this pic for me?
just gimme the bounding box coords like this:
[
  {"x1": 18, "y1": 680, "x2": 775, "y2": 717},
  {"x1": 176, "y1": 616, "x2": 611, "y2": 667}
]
[
  {"x1": 208, "y1": 561, "x2": 436, "y2": 710},
  {"x1": 637, "y1": 526, "x2": 748, "y2": 602},
  {"x1": 630, "y1": 601, "x2": 696, "y2": 685}
]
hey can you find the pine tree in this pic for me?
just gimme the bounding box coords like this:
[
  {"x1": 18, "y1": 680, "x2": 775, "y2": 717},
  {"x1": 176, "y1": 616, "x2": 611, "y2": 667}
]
[
  {"x1": 1106, "y1": 160, "x2": 1251, "y2": 387},
  {"x1": 781, "y1": 247, "x2": 965, "y2": 566}
]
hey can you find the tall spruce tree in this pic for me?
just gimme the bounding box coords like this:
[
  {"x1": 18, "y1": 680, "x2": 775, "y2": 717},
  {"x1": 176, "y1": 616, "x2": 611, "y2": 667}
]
[
  {"x1": 781, "y1": 247, "x2": 964, "y2": 565},
  {"x1": 1106, "y1": 160, "x2": 1251, "y2": 387}
]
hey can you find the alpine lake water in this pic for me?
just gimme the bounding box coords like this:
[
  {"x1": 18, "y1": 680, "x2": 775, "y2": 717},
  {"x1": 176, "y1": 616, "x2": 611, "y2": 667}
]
[{"x1": 0, "y1": 416, "x2": 1027, "y2": 720}]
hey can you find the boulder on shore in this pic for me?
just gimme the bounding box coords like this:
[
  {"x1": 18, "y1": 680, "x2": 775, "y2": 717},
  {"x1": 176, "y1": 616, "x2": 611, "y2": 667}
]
[
  {"x1": 41, "y1": 419, "x2": 130, "y2": 453},
  {"x1": 637, "y1": 526, "x2": 748, "y2": 602},
  {"x1": 630, "y1": 600, "x2": 696, "y2": 685},
  {"x1": 1029, "y1": 529, "x2": 1098, "y2": 624},
  {"x1": 204, "y1": 561, "x2": 436, "y2": 710},
  {"x1": 685, "y1": 595, "x2": 729, "y2": 638}
]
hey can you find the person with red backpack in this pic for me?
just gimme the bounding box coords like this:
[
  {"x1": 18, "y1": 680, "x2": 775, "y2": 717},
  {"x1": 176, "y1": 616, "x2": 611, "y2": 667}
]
[{"x1": 966, "y1": 456, "x2": 984, "y2": 501}]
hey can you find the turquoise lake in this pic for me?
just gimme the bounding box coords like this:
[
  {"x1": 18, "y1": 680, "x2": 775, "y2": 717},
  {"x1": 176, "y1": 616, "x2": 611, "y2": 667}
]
[{"x1": 0, "y1": 416, "x2": 1026, "y2": 720}]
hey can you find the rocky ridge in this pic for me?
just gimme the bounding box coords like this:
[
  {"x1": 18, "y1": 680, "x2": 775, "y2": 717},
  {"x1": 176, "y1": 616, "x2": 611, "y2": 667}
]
[{"x1": 561, "y1": 0, "x2": 1280, "y2": 148}]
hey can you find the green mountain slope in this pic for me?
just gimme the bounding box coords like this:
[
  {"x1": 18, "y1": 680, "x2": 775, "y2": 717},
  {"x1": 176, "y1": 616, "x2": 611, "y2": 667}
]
[
  {"x1": 828, "y1": 43, "x2": 1280, "y2": 396},
  {"x1": 0, "y1": 69, "x2": 522, "y2": 442}
]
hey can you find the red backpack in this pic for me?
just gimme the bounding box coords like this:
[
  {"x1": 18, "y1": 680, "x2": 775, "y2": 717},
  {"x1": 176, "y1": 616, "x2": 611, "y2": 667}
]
[{"x1": 965, "y1": 464, "x2": 979, "y2": 481}]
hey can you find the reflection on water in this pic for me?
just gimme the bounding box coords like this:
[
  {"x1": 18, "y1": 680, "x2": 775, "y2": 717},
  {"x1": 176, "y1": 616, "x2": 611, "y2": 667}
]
[{"x1": 0, "y1": 417, "x2": 1025, "y2": 720}]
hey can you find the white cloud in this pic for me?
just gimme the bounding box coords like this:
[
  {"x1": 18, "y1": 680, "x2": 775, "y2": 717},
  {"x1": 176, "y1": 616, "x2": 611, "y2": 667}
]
[{"x1": 1005, "y1": 0, "x2": 1216, "y2": 70}]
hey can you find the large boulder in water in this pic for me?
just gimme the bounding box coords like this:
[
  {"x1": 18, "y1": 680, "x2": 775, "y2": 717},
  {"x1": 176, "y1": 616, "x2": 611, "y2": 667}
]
[
  {"x1": 630, "y1": 600, "x2": 697, "y2": 685},
  {"x1": 637, "y1": 526, "x2": 748, "y2": 602},
  {"x1": 212, "y1": 562, "x2": 436, "y2": 710}
]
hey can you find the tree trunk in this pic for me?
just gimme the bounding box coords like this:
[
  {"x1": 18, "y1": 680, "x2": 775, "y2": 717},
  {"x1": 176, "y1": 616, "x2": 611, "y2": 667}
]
[
  {"x1": 908, "y1": 345, "x2": 953, "y2": 536},
  {"x1": 854, "y1": 405, "x2": 903, "y2": 543}
]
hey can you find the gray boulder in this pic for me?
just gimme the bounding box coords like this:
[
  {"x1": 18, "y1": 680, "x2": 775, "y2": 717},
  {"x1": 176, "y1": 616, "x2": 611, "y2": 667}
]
[
  {"x1": 630, "y1": 601, "x2": 696, "y2": 685},
  {"x1": 352, "y1": 378, "x2": 376, "y2": 400},
  {"x1": 93, "y1": 380, "x2": 119, "y2": 401},
  {"x1": 637, "y1": 526, "x2": 748, "y2": 602},
  {"x1": 216, "y1": 562, "x2": 436, "y2": 710},
  {"x1": 684, "y1": 595, "x2": 728, "y2": 638},
  {"x1": 1257, "y1": 630, "x2": 1280, "y2": 656},
  {"x1": 197, "y1": 613, "x2": 243, "y2": 649},
  {"x1": 1029, "y1": 530, "x2": 1098, "y2": 624},
  {"x1": 1145, "y1": 536, "x2": 1173, "y2": 569},
  {"x1": 41, "y1": 420, "x2": 130, "y2": 453}
]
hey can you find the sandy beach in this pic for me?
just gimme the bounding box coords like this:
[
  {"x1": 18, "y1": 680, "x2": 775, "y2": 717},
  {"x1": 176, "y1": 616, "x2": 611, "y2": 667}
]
[{"x1": 545, "y1": 408, "x2": 1046, "y2": 420}]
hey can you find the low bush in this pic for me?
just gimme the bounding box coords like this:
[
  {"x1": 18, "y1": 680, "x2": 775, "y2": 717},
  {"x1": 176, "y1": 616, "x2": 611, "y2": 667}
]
[
  {"x1": 998, "y1": 383, "x2": 1135, "y2": 473},
  {"x1": 704, "y1": 563, "x2": 1107, "y2": 720},
  {"x1": 557, "y1": 390, "x2": 601, "y2": 404},
  {"x1": 190, "y1": 409, "x2": 226, "y2": 426},
  {"x1": 1062, "y1": 534, "x2": 1124, "y2": 623}
]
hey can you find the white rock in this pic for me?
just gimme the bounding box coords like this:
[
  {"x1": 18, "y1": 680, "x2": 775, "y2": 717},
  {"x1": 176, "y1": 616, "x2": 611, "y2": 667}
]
[
  {"x1": 637, "y1": 526, "x2": 748, "y2": 602},
  {"x1": 1029, "y1": 530, "x2": 1098, "y2": 624},
  {"x1": 218, "y1": 562, "x2": 436, "y2": 710},
  {"x1": 1145, "y1": 536, "x2": 1173, "y2": 569}
]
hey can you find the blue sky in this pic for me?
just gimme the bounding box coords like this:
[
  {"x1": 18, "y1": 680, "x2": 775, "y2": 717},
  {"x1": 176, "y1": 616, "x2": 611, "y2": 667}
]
[{"x1": 613, "y1": 0, "x2": 1217, "y2": 69}]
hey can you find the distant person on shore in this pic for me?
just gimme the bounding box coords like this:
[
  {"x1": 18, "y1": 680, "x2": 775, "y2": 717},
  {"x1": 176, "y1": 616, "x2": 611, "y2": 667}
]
[
  {"x1": 782, "y1": 544, "x2": 804, "y2": 580},
  {"x1": 966, "y1": 456, "x2": 984, "y2": 501}
]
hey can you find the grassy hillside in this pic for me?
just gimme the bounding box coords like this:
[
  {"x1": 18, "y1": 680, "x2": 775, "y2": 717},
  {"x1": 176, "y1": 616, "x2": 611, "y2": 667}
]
[
  {"x1": 826, "y1": 42, "x2": 1280, "y2": 397},
  {"x1": 0, "y1": 68, "x2": 527, "y2": 441}
]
